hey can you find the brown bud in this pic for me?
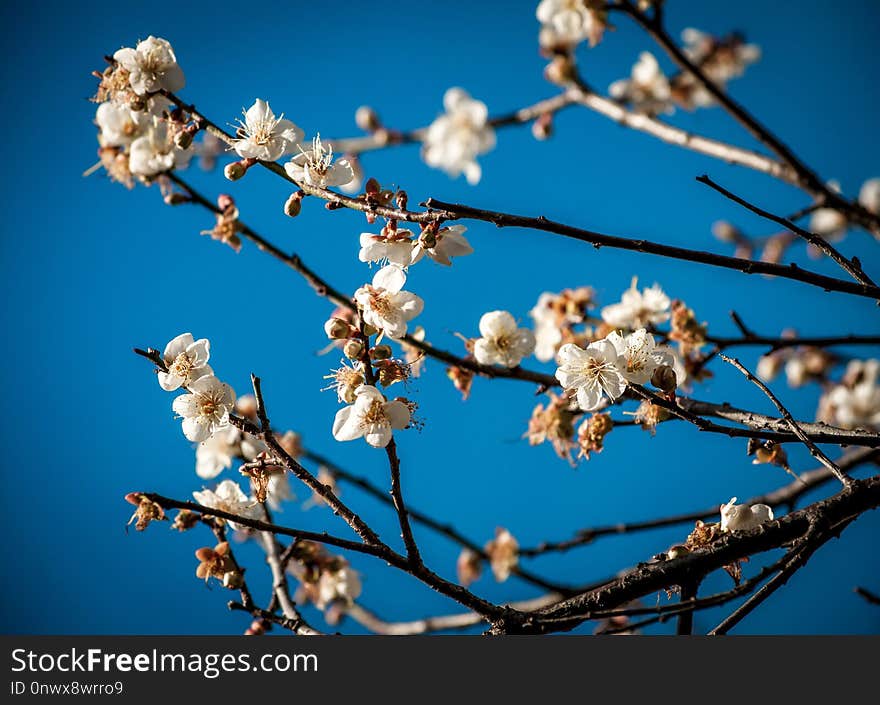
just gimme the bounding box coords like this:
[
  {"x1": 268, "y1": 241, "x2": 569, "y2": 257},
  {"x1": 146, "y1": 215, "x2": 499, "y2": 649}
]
[
  {"x1": 284, "y1": 191, "x2": 303, "y2": 217},
  {"x1": 342, "y1": 338, "x2": 364, "y2": 360},
  {"x1": 324, "y1": 317, "x2": 353, "y2": 340},
  {"x1": 371, "y1": 344, "x2": 392, "y2": 360},
  {"x1": 174, "y1": 130, "x2": 194, "y2": 150},
  {"x1": 531, "y1": 113, "x2": 553, "y2": 141},
  {"x1": 651, "y1": 364, "x2": 678, "y2": 392},
  {"x1": 355, "y1": 106, "x2": 381, "y2": 132},
  {"x1": 224, "y1": 161, "x2": 246, "y2": 181},
  {"x1": 544, "y1": 55, "x2": 575, "y2": 85},
  {"x1": 163, "y1": 192, "x2": 190, "y2": 206}
]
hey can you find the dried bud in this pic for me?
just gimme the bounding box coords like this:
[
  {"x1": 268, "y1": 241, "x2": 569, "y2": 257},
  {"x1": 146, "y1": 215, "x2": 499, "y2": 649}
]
[
  {"x1": 172, "y1": 509, "x2": 200, "y2": 532},
  {"x1": 224, "y1": 161, "x2": 246, "y2": 181},
  {"x1": 395, "y1": 190, "x2": 408, "y2": 211},
  {"x1": 125, "y1": 493, "x2": 166, "y2": 531},
  {"x1": 577, "y1": 412, "x2": 613, "y2": 460},
  {"x1": 342, "y1": 338, "x2": 365, "y2": 360},
  {"x1": 651, "y1": 364, "x2": 678, "y2": 393},
  {"x1": 284, "y1": 191, "x2": 303, "y2": 217},
  {"x1": 324, "y1": 317, "x2": 354, "y2": 340},
  {"x1": 371, "y1": 344, "x2": 392, "y2": 360},
  {"x1": 447, "y1": 365, "x2": 474, "y2": 400},
  {"x1": 355, "y1": 105, "x2": 381, "y2": 132}
]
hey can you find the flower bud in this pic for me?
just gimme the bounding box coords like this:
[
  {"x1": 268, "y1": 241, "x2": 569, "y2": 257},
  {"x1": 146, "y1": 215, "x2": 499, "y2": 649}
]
[
  {"x1": 532, "y1": 113, "x2": 553, "y2": 141},
  {"x1": 544, "y1": 55, "x2": 575, "y2": 85},
  {"x1": 224, "y1": 161, "x2": 246, "y2": 181},
  {"x1": 175, "y1": 130, "x2": 194, "y2": 150},
  {"x1": 217, "y1": 193, "x2": 235, "y2": 212},
  {"x1": 355, "y1": 106, "x2": 381, "y2": 132},
  {"x1": 283, "y1": 191, "x2": 303, "y2": 217},
  {"x1": 371, "y1": 344, "x2": 392, "y2": 360},
  {"x1": 128, "y1": 94, "x2": 147, "y2": 112},
  {"x1": 362, "y1": 323, "x2": 378, "y2": 337},
  {"x1": 711, "y1": 220, "x2": 740, "y2": 243},
  {"x1": 163, "y1": 192, "x2": 190, "y2": 206},
  {"x1": 419, "y1": 228, "x2": 437, "y2": 249},
  {"x1": 343, "y1": 338, "x2": 364, "y2": 360},
  {"x1": 324, "y1": 317, "x2": 353, "y2": 340},
  {"x1": 651, "y1": 364, "x2": 678, "y2": 393},
  {"x1": 235, "y1": 394, "x2": 258, "y2": 419}
]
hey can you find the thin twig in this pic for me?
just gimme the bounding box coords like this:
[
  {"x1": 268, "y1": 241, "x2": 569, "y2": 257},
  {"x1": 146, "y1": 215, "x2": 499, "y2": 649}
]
[
  {"x1": 721, "y1": 355, "x2": 852, "y2": 486},
  {"x1": 697, "y1": 174, "x2": 875, "y2": 287}
]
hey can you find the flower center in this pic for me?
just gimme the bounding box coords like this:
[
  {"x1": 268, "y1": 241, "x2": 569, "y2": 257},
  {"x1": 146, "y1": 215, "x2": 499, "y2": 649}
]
[
  {"x1": 367, "y1": 289, "x2": 393, "y2": 318},
  {"x1": 361, "y1": 399, "x2": 387, "y2": 426},
  {"x1": 168, "y1": 352, "x2": 194, "y2": 379}
]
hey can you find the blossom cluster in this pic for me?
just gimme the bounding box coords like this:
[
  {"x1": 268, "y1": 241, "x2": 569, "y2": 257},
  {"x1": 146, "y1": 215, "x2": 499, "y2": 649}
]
[
  {"x1": 537, "y1": 0, "x2": 608, "y2": 52},
  {"x1": 92, "y1": 37, "x2": 194, "y2": 185},
  {"x1": 422, "y1": 88, "x2": 496, "y2": 184}
]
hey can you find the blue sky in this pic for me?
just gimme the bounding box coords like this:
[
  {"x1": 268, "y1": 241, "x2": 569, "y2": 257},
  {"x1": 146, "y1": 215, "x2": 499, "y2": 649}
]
[{"x1": 2, "y1": 0, "x2": 878, "y2": 635}]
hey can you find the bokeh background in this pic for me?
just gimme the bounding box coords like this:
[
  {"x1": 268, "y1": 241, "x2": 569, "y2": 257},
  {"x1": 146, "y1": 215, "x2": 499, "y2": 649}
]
[{"x1": 2, "y1": 0, "x2": 878, "y2": 635}]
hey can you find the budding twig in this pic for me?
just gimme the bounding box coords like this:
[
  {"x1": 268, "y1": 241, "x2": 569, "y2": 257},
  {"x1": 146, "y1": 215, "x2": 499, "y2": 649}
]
[{"x1": 721, "y1": 354, "x2": 852, "y2": 486}]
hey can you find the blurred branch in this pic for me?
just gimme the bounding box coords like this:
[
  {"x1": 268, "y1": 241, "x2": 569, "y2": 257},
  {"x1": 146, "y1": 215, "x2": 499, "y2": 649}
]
[{"x1": 519, "y1": 447, "x2": 878, "y2": 557}]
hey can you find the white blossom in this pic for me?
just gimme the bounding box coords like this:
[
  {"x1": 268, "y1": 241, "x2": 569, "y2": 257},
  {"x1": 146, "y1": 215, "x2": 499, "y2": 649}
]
[
  {"x1": 195, "y1": 425, "x2": 240, "y2": 479},
  {"x1": 316, "y1": 567, "x2": 362, "y2": 608},
  {"x1": 823, "y1": 359, "x2": 880, "y2": 429},
  {"x1": 266, "y1": 471, "x2": 294, "y2": 511},
  {"x1": 284, "y1": 134, "x2": 354, "y2": 188},
  {"x1": 555, "y1": 340, "x2": 626, "y2": 411},
  {"x1": 679, "y1": 28, "x2": 760, "y2": 107},
  {"x1": 113, "y1": 36, "x2": 185, "y2": 96},
  {"x1": 530, "y1": 293, "x2": 564, "y2": 363},
  {"x1": 609, "y1": 52, "x2": 672, "y2": 115},
  {"x1": 194, "y1": 425, "x2": 266, "y2": 479},
  {"x1": 858, "y1": 177, "x2": 880, "y2": 215},
  {"x1": 332, "y1": 385, "x2": 410, "y2": 448},
  {"x1": 422, "y1": 88, "x2": 495, "y2": 185},
  {"x1": 720, "y1": 497, "x2": 774, "y2": 532},
  {"x1": 192, "y1": 479, "x2": 258, "y2": 531},
  {"x1": 606, "y1": 328, "x2": 671, "y2": 384},
  {"x1": 157, "y1": 332, "x2": 212, "y2": 391},
  {"x1": 232, "y1": 99, "x2": 303, "y2": 162},
  {"x1": 809, "y1": 208, "x2": 847, "y2": 241},
  {"x1": 172, "y1": 375, "x2": 235, "y2": 442},
  {"x1": 601, "y1": 278, "x2": 671, "y2": 329},
  {"x1": 358, "y1": 228, "x2": 415, "y2": 268},
  {"x1": 536, "y1": 0, "x2": 606, "y2": 48},
  {"x1": 128, "y1": 121, "x2": 192, "y2": 177},
  {"x1": 95, "y1": 102, "x2": 150, "y2": 147},
  {"x1": 411, "y1": 225, "x2": 473, "y2": 266},
  {"x1": 473, "y1": 311, "x2": 536, "y2": 368},
  {"x1": 354, "y1": 265, "x2": 423, "y2": 340}
]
